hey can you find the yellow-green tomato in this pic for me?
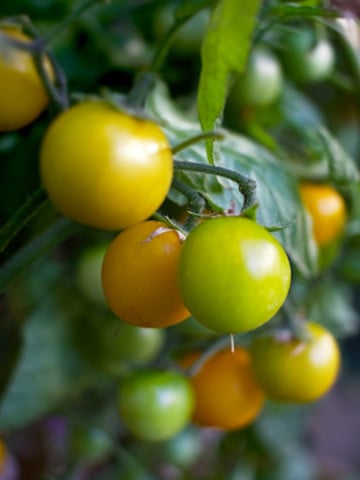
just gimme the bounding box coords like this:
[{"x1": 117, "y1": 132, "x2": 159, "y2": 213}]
[
  {"x1": 179, "y1": 216, "x2": 291, "y2": 334},
  {"x1": 250, "y1": 322, "x2": 341, "y2": 403},
  {"x1": 102, "y1": 220, "x2": 190, "y2": 328},
  {"x1": 118, "y1": 370, "x2": 194, "y2": 442},
  {"x1": 40, "y1": 101, "x2": 173, "y2": 230},
  {"x1": 0, "y1": 27, "x2": 52, "y2": 131}
]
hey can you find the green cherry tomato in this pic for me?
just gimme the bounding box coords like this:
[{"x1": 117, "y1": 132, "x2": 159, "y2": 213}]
[
  {"x1": 228, "y1": 46, "x2": 283, "y2": 109},
  {"x1": 118, "y1": 370, "x2": 194, "y2": 442},
  {"x1": 40, "y1": 101, "x2": 173, "y2": 230},
  {"x1": 74, "y1": 310, "x2": 165, "y2": 375},
  {"x1": 76, "y1": 243, "x2": 109, "y2": 308},
  {"x1": 281, "y1": 28, "x2": 335, "y2": 84},
  {"x1": 179, "y1": 216, "x2": 291, "y2": 334},
  {"x1": 250, "y1": 321, "x2": 341, "y2": 403}
]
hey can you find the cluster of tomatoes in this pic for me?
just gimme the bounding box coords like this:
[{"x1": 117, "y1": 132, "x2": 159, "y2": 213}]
[{"x1": 0, "y1": 22, "x2": 346, "y2": 444}]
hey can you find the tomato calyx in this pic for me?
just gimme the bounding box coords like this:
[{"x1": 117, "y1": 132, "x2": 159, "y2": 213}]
[{"x1": 142, "y1": 225, "x2": 187, "y2": 244}]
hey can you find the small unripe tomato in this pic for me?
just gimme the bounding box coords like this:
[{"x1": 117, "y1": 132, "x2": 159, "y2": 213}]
[
  {"x1": 281, "y1": 28, "x2": 335, "y2": 84},
  {"x1": 179, "y1": 216, "x2": 291, "y2": 334},
  {"x1": 102, "y1": 221, "x2": 190, "y2": 328},
  {"x1": 228, "y1": 47, "x2": 283, "y2": 109},
  {"x1": 40, "y1": 101, "x2": 173, "y2": 230},
  {"x1": 180, "y1": 347, "x2": 265, "y2": 430},
  {"x1": 118, "y1": 370, "x2": 194, "y2": 442},
  {"x1": 0, "y1": 26, "x2": 53, "y2": 131},
  {"x1": 250, "y1": 322, "x2": 341, "y2": 403},
  {"x1": 299, "y1": 182, "x2": 347, "y2": 246}
]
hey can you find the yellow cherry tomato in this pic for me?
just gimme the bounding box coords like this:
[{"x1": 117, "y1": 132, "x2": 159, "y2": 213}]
[
  {"x1": 299, "y1": 183, "x2": 347, "y2": 246},
  {"x1": 250, "y1": 321, "x2": 341, "y2": 403},
  {"x1": 102, "y1": 220, "x2": 190, "y2": 328},
  {"x1": 40, "y1": 101, "x2": 173, "y2": 230},
  {"x1": 180, "y1": 347, "x2": 265, "y2": 430},
  {"x1": 0, "y1": 26, "x2": 52, "y2": 131}
]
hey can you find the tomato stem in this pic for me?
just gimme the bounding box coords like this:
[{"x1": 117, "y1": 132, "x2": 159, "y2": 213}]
[
  {"x1": 173, "y1": 160, "x2": 257, "y2": 212},
  {"x1": 172, "y1": 131, "x2": 224, "y2": 155}
]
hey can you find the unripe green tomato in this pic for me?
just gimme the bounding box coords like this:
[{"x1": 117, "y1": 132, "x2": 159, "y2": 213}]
[
  {"x1": 161, "y1": 428, "x2": 202, "y2": 468},
  {"x1": 229, "y1": 47, "x2": 283, "y2": 109},
  {"x1": 75, "y1": 243, "x2": 109, "y2": 308},
  {"x1": 179, "y1": 216, "x2": 291, "y2": 334},
  {"x1": 118, "y1": 370, "x2": 194, "y2": 442},
  {"x1": 153, "y1": 7, "x2": 209, "y2": 55},
  {"x1": 281, "y1": 29, "x2": 335, "y2": 84},
  {"x1": 74, "y1": 311, "x2": 165, "y2": 375}
]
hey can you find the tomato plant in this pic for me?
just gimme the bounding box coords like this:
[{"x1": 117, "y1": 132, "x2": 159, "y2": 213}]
[
  {"x1": 118, "y1": 370, "x2": 194, "y2": 442},
  {"x1": 179, "y1": 216, "x2": 291, "y2": 334},
  {"x1": 0, "y1": 26, "x2": 52, "y2": 131},
  {"x1": 180, "y1": 347, "x2": 265, "y2": 430},
  {"x1": 250, "y1": 321, "x2": 341, "y2": 403},
  {"x1": 102, "y1": 220, "x2": 190, "y2": 328},
  {"x1": 299, "y1": 182, "x2": 347, "y2": 246},
  {"x1": 40, "y1": 101, "x2": 173, "y2": 230}
]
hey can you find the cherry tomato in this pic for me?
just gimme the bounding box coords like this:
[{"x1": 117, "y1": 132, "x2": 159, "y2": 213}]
[
  {"x1": 281, "y1": 28, "x2": 335, "y2": 84},
  {"x1": 250, "y1": 321, "x2": 341, "y2": 402},
  {"x1": 299, "y1": 182, "x2": 347, "y2": 246},
  {"x1": 228, "y1": 46, "x2": 283, "y2": 109},
  {"x1": 118, "y1": 370, "x2": 194, "y2": 442},
  {"x1": 102, "y1": 220, "x2": 190, "y2": 328},
  {"x1": 40, "y1": 101, "x2": 173, "y2": 230},
  {"x1": 0, "y1": 26, "x2": 53, "y2": 131},
  {"x1": 179, "y1": 216, "x2": 291, "y2": 334},
  {"x1": 76, "y1": 243, "x2": 109, "y2": 309},
  {"x1": 74, "y1": 310, "x2": 165, "y2": 375},
  {"x1": 180, "y1": 347, "x2": 265, "y2": 430}
]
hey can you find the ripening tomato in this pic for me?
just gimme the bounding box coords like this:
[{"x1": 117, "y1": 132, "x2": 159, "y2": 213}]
[
  {"x1": 102, "y1": 220, "x2": 190, "y2": 328},
  {"x1": 40, "y1": 101, "x2": 173, "y2": 230},
  {"x1": 0, "y1": 26, "x2": 53, "y2": 131},
  {"x1": 179, "y1": 216, "x2": 291, "y2": 334},
  {"x1": 299, "y1": 182, "x2": 347, "y2": 246},
  {"x1": 118, "y1": 370, "x2": 194, "y2": 442},
  {"x1": 180, "y1": 347, "x2": 265, "y2": 430},
  {"x1": 250, "y1": 321, "x2": 341, "y2": 402}
]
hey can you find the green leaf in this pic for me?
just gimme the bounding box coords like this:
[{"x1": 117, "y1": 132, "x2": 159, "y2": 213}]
[
  {"x1": 146, "y1": 81, "x2": 318, "y2": 277},
  {"x1": 197, "y1": 0, "x2": 261, "y2": 163},
  {"x1": 0, "y1": 292, "x2": 94, "y2": 430}
]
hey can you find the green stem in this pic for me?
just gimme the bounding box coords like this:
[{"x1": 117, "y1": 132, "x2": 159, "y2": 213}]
[
  {"x1": 0, "y1": 188, "x2": 48, "y2": 254},
  {"x1": 173, "y1": 160, "x2": 257, "y2": 211},
  {"x1": 171, "y1": 178, "x2": 205, "y2": 230},
  {"x1": 187, "y1": 335, "x2": 236, "y2": 377},
  {"x1": 151, "y1": 212, "x2": 188, "y2": 237},
  {"x1": 0, "y1": 217, "x2": 79, "y2": 293},
  {"x1": 172, "y1": 131, "x2": 224, "y2": 155}
]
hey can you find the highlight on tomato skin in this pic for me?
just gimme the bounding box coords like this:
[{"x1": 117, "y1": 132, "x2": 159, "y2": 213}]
[
  {"x1": 179, "y1": 346, "x2": 265, "y2": 431},
  {"x1": 250, "y1": 321, "x2": 341, "y2": 403}
]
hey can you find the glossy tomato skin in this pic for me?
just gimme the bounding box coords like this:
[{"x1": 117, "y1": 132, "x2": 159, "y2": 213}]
[
  {"x1": 181, "y1": 347, "x2": 265, "y2": 430},
  {"x1": 0, "y1": 27, "x2": 52, "y2": 131},
  {"x1": 118, "y1": 370, "x2": 194, "y2": 442},
  {"x1": 40, "y1": 101, "x2": 173, "y2": 230},
  {"x1": 179, "y1": 216, "x2": 291, "y2": 334},
  {"x1": 102, "y1": 220, "x2": 190, "y2": 328},
  {"x1": 250, "y1": 322, "x2": 341, "y2": 403},
  {"x1": 300, "y1": 183, "x2": 347, "y2": 246}
]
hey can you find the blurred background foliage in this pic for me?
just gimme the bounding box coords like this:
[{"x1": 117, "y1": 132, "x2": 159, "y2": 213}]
[{"x1": 1, "y1": 0, "x2": 360, "y2": 479}]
